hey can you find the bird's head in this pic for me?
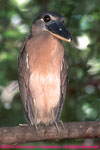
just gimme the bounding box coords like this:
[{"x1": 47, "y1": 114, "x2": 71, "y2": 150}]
[{"x1": 31, "y1": 11, "x2": 72, "y2": 43}]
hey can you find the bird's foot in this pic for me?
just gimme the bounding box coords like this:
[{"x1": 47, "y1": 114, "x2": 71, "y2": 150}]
[
  {"x1": 53, "y1": 120, "x2": 59, "y2": 132},
  {"x1": 58, "y1": 120, "x2": 66, "y2": 130},
  {"x1": 19, "y1": 123, "x2": 38, "y2": 131},
  {"x1": 19, "y1": 124, "x2": 28, "y2": 126},
  {"x1": 45, "y1": 120, "x2": 66, "y2": 132},
  {"x1": 45, "y1": 121, "x2": 59, "y2": 132},
  {"x1": 34, "y1": 123, "x2": 38, "y2": 131}
]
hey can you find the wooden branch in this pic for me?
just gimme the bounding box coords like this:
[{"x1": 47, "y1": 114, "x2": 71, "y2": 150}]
[{"x1": 0, "y1": 121, "x2": 100, "y2": 144}]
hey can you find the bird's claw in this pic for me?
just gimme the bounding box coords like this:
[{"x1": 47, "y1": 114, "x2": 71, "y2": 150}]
[
  {"x1": 34, "y1": 123, "x2": 38, "y2": 131},
  {"x1": 53, "y1": 121, "x2": 59, "y2": 132},
  {"x1": 58, "y1": 120, "x2": 66, "y2": 130},
  {"x1": 19, "y1": 124, "x2": 28, "y2": 126}
]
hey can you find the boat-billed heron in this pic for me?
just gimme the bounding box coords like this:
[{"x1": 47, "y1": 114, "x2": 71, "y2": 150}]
[{"x1": 18, "y1": 11, "x2": 72, "y2": 128}]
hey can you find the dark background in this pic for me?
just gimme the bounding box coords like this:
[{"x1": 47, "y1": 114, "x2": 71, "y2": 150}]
[{"x1": 0, "y1": 0, "x2": 100, "y2": 147}]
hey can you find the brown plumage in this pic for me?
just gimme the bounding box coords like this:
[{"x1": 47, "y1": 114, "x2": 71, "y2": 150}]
[{"x1": 18, "y1": 12, "x2": 71, "y2": 125}]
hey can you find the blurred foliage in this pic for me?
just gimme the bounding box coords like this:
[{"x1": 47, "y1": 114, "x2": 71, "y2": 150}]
[{"x1": 0, "y1": 0, "x2": 100, "y2": 146}]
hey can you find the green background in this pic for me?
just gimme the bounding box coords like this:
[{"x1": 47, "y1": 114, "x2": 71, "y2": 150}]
[{"x1": 0, "y1": 0, "x2": 100, "y2": 147}]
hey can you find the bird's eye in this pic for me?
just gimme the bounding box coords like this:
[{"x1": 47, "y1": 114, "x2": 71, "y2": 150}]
[
  {"x1": 62, "y1": 20, "x2": 64, "y2": 24},
  {"x1": 43, "y1": 15, "x2": 51, "y2": 22},
  {"x1": 61, "y1": 19, "x2": 64, "y2": 24}
]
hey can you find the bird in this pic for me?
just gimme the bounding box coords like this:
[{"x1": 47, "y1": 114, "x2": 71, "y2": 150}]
[{"x1": 18, "y1": 11, "x2": 72, "y2": 129}]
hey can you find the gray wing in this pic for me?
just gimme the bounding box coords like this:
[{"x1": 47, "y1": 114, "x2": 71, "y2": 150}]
[
  {"x1": 18, "y1": 34, "x2": 35, "y2": 125},
  {"x1": 54, "y1": 53, "x2": 68, "y2": 121}
]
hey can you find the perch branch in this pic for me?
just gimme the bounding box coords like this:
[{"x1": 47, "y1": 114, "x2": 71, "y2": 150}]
[{"x1": 0, "y1": 121, "x2": 100, "y2": 144}]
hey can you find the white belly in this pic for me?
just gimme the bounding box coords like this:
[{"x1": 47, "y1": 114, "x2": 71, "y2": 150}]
[{"x1": 29, "y1": 69, "x2": 60, "y2": 123}]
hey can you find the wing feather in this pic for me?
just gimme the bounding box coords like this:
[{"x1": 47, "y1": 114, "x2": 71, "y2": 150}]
[{"x1": 18, "y1": 34, "x2": 35, "y2": 124}]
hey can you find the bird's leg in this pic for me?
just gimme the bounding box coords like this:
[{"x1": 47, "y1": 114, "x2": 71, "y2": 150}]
[
  {"x1": 51, "y1": 109, "x2": 59, "y2": 132},
  {"x1": 58, "y1": 120, "x2": 66, "y2": 130},
  {"x1": 34, "y1": 109, "x2": 38, "y2": 131}
]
